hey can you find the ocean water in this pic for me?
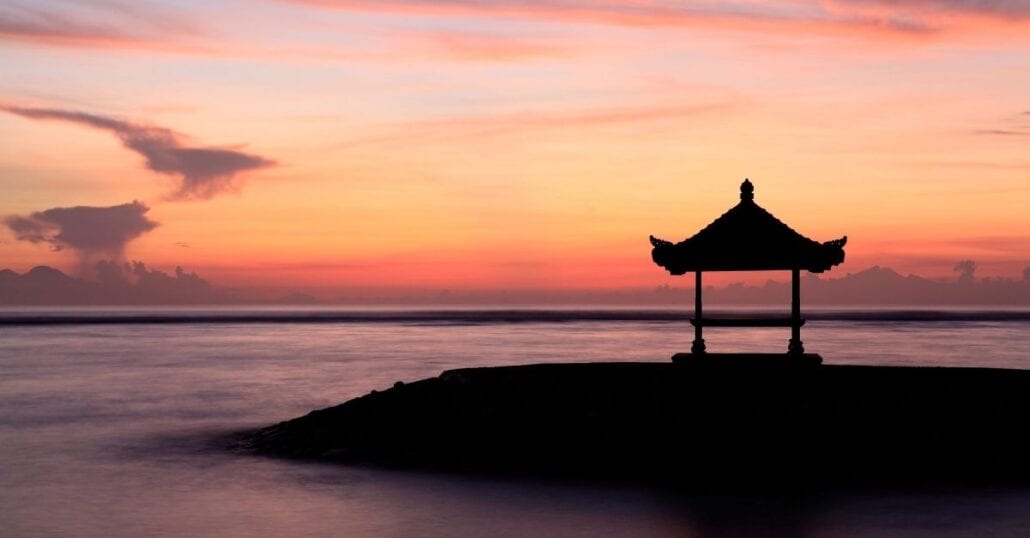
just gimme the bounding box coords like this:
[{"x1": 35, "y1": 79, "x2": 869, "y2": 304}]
[{"x1": 2, "y1": 307, "x2": 1030, "y2": 537}]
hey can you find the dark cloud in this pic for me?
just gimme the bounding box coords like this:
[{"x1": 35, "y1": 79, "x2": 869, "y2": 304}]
[
  {"x1": 1, "y1": 105, "x2": 275, "y2": 200},
  {"x1": 5, "y1": 214, "x2": 51, "y2": 244},
  {"x1": 96, "y1": 260, "x2": 219, "y2": 303},
  {"x1": 953, "y1": 259, "x2": 977, "y2": 283},
  {"x1": 4, "y1": 201, "x2": 158, "y2": 265}
]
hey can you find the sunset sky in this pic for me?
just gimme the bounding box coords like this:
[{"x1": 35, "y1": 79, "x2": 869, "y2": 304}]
[{"x1": 2, "y1": 0, "x2": 1029, "y2": 296}]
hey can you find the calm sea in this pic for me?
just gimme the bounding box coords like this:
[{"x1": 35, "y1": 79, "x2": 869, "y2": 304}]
[{"x1": 2, "y1": 307, "x2": 1029, "y2": 537}]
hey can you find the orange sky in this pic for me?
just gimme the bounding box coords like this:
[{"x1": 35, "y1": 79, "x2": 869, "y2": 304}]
[{"x1": 1, "y1": 0, "x2": 1028, "y2": 295}]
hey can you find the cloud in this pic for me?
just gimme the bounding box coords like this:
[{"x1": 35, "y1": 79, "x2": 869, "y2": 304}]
[
  {"x1": 971, "y1": 110, "x2": 1030, "y2": 138},
  {"x1": 425, "y1": 30, "x2": 570, "y2": 61},
  {"x1": 974, "y1": 129, "x2": 1030, "y2": 137},
  {"x1": 285, "y1": 0, "x2": 1030, "y2": 39},
  {"x1": 1, "y1": 105, "x2": 275, "y2": 200},
  {"x1": 0, "y1": 0, "x2": 203, "y2": 51},
  {"x1": 4, "y1": 201, "x2": 158, "y2": 263},
  {"x1": 947, "y1": 236, "x2": 1030, "y2": 255},
  {"x1": 284, "y1": 0, "x2": 916, "y2": 31},
  {"x1": 828, "y1": 0, "x2": 1030, "y2": 19},
  {"x1": 297, "y1": 0, "x2": 1030, "y2": 21},
  {"x1": 334, "y1": 99, "x2": 737, "y2": 149}
]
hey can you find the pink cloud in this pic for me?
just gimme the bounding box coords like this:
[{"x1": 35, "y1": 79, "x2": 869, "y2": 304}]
[
  {"x1": 284, "y1": 0, "x2": 1030, "y2": 41},
  {"x1": 332, "y1": 99, "x2": 739, "y2": 150},
  {"x1": 0, "y1": 1, "x2": 207, "y2": 52},
  {"x1": 424, "y1": 30, "x2": 571, "y2": 61}
]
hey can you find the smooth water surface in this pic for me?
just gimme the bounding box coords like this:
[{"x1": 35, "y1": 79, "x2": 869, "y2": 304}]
[{"x1": 2, "y1": 309, "x2": 1029, "y2": 536}]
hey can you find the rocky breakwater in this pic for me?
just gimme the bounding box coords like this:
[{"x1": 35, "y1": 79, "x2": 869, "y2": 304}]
[{"x1": 246, "y1": 362, "x2": 1030, "y2": 485}]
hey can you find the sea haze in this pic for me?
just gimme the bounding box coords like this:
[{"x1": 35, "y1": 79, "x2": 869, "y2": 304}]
[{"x1": 1, "y1": 307, "x2": 1029, "y2": 536}]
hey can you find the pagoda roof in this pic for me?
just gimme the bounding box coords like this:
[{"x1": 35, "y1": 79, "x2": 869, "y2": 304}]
[{"x1": 650, "y1": 179, "x2": 846, "y2": 274}]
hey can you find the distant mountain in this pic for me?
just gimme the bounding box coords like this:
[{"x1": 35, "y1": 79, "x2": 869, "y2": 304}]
[
  {"x1": 0, "y1": 266, "x2": 94, "y2": 305},
  {"x1": 0, "y1": 263, "x2": 1027, "y2": 306},
  {"x1": 0, "y1": 263, "x2": 232, "y2": 305},
  {"x1": 702, "y1": 266, "x2": 1029, "y2": 306},
  {"x1": 805, "y1": 266, "x2": 950, "y2": 305}
]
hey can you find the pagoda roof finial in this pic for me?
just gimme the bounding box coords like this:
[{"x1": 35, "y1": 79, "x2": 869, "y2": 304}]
[{"x1": 740, "y1": 178, "x2": 754, "y2": 201}]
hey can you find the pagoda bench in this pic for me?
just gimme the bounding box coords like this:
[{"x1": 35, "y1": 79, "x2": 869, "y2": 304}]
[{"x1": 690, "y1": 318, "x2": 805, "y2": 328}]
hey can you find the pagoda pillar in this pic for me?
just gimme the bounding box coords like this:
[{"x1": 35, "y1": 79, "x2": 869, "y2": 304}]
[
  {"x1": 692, "y1": 270, "x2": 706, "y2": 354},
  {"x1": 788, "y1": 268, "x2": 804, "y2": 354}
]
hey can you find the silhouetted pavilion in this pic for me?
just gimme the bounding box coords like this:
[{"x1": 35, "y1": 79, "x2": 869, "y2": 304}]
[{"x1": 650, "y1": 179, "x2": 846, "y2": 357}]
